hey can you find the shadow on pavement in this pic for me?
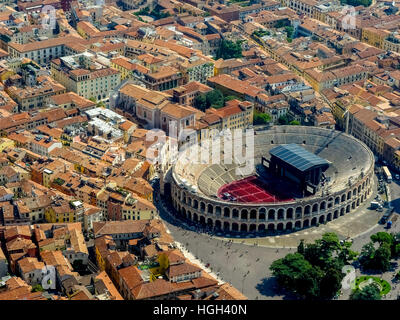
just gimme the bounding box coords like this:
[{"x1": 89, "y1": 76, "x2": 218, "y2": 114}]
[{"x1": 256, "y1": 277, "x2": 298, "y2": 300}]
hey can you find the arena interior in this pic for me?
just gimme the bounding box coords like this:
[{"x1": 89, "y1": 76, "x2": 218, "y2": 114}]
[{"x1": 166, "y1": 126, "x2": 375, "y2": 235}]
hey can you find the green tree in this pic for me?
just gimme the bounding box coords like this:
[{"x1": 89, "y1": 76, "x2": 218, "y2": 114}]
[
  {"x1": 216, "y1": 40, "x2": 243, "y2": 60},
  {"x1": 89, "y1": 97, "x2": 96, "y2": 103},
  {"x1": 270, "y1": 253, "x2": 313, "y2": 291},
  {"x1": 285, "y1": 26, "x2": 294, "y2": 39},
  {"x1": 206, "y1": 89, "x2": 224, "y2": 109},
  {"x1": 271, "y1": 232, "x2": 357, "y2": 299},
  {"x1": 296, "y1": 265, "x2": 324, "y2": 299},
  {"x1": 320, "y1": 267, "x2": 344, "y2": 299},
  {"x1": 253, "y1": 110, "x2": 271, "y2": 125},
  {"x1": 373, "y1": 242, "x2": 391, "y2": 272},
  {"x1": 351, "y1": 284, "x2": 381, "y2": 300},
  {"x1": 359, "y1": 242, "x2": 376, "y2": 270},
  {"x1": 278, "y1": 115, "x2": 290, "y2": 125},
  {"x1": 297, "y1": 239, "x2": 305, "y2": 255},
  {"x1": 97, "y1": 101, "x2": 106, "y2": 108},
  {"x1": 31, "y1": 284, "x2": 44, "y2": 292},
  {"x1": 224, "y1": 95, "x2": 241, "y2": 103},
  {"x1": 193, "y1": 94, "x2": 207, "y2": 111},
  {"x1": 289, "y1": 120, "x2": 300, "y2": 125},
  {"x1": 340, "y1": 0, "x2": 372, "y2": 7},
  {"x1": 370, "y1": 232, "x2": 394, "y2": 246}
]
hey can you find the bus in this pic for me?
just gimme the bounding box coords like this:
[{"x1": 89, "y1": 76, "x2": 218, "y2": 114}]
[{"x1": 382, "y1": 166, "x2": 392, "y2": 183}]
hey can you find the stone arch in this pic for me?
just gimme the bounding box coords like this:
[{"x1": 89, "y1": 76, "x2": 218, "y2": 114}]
[
  {"x1": 352, "y1": 202, "x2": 356, "y2": 210},
  {"x1": 341, "y1": 194, "x2": 346, "y2": 202},
  {"x1": 268, "y1": 223, "x2": 275, "y2": 231},
  {"x1": 303, "y1": 219, "x2": 309, "y2": 228},
  {"x1": 193, "y1": 213, "x2": 198, "y2": 222},
  {"x1": 207, "y1": 218, "x2": 213, "y2": 228},
  {"x1": 223, "y1": 221, "x2": 230, "y2": 231},
  {"x1": 268, "y1": 209, "x2": 275, "y2": 220},
  {"x1": 353, "y1": 188, "x2": 357, "y2": 196},
  {"x1": 286, "y1": 222, "x2": 293, "y2": 230},
  {"x1": 224, "y1": 207, "x2": 230, "y2": 218},
  {"x1": 250, "y1": 209, "x2": 257, "y2": 220},
  {"x1": 295, "y1": 221, "x2": 301, "y2": 229},
  {"x1": 304, "y1": 205, "x2": 311, "y2": 215},
  {"x1": 356, "y1": 198, "x2": 360, "y2": 206},
  {"x1": 215, "y1": 206, "x2": 221, "y2": 216},
  {"x1": 358, "y1": 185, "x2": 361, "y2": 193},
  {"x1": 295, "y1": 206, "x2": 302, "y2": 217},
  {"x1": 346, "y1": 205, "x2": 350, "y2": 213},
  {"x1": 232, "y1": 223, "x2": 239, "y2": 231},
  {"x1": 259, "y1": 208, "x2": 266, "y2": 220},
  {"x1": 241, "y1": 209, "x2": 248, "y2": 220},
  {"x1": 258, "y1": 224, "x2": 266, "y2": 232},
  {"x1": 187, "y1": 211, "x2": 192, "y2": 220},
  {"x1": 347, "y1": 191, "x2": 351, "y2": 200},
  {"x1": 278, "y1": 208, "x2": 285, "y2": 220},
  {"x1": 327, "y1": 197, "x2": 333, "y2": 208},
  {"x1": 312, "y1": 203, "x2": 318, "y2": 213},
  {"x1": 240, "y1": 224, "x2": 247, "y2": 232},
  {"x1": 232, "y1": 209, "x2": 239, "y2": 218},
  {"x1": 199, "y1": 216, "x2": 206, "y2": 225},
  {"x1": 320, "y1": 201, "x2": 326, "y2": 211},
  {"x1": 193, "y1": 199, "x2": 198, "y2": 209},
  {"x1": 335, "y1": 197, "x2": 340, "y2": 205},
  {"x1": 249, "y1": 224, "x2": 257, "y2": 232},
  {"x1": 182, "y1": 207, "x2": 186, "y2": 218},
  {"x1": 340, "y1": 208, "x2": 345, "y2": 216},
  {"x1": 207, "y1": 204, "x2": 213, "y2": 214},
  {"x1": 327, "y1": 212, "x2": 332, "y2": 221},
  {"x1": 277, "y1": 223, "x2": 284, "y2": 231},
  {"x1": 311, "y1": 217, "x2": 317, "y2": 226},
  {"x1": 319, "y1": 215, "x2": 325, "y2": 224},
  {"x1": 200, "y1": 202, "x2": 205, "y2": 212},
  {"x1": 215, "y1": 220, "x2": 222, "y2": 230},
  {"x1": 188, "y1": 197, "x2": 192, "y2": 207},
  {"x1": 287, "y1": 207, "x2": 294, "y2": 218},
  {"x1": 287, "y1": 209, "x2": 294, "y2": 219}
]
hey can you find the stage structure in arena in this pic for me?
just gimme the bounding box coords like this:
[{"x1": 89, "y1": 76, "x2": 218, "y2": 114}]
[
  {"x1": 262, "y1": 144, "x2": 330, "y2": 196},
  {"x1": 163, "y1": 126, "x2": 375, "y2": 234}
]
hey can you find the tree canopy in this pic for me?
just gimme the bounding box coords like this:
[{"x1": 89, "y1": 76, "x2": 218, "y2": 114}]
[
  {"x1": 351, "y1": 284, "x2": 381, "y2": 300},
  {"x1": 193, "y1": 89, "x2": 226, "y2": 111},
  {"x1": 216, "y1": 40, "x2": 243, "y2": 60},
  {"x1": 270, "y1": 233, "x2": 357, "y2": 299},
  {"x1": 359, "y1": 231, "x2": 400, "y2": 272},
  {"x1": 341, "y1": 0, "x2": 372, "y2": 7},
  {"x1": 253, "y1": 110, "x2": 271, "y2": 125}
]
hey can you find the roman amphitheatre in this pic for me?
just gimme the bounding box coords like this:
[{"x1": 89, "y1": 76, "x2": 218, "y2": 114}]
[{"x1": 162, "y1": 125, "x2": 376, "y2": 240}]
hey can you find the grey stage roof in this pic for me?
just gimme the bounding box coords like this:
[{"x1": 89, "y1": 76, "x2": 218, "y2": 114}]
[{"x1": 269, "y1": 143, "x2": 329, "y2": 172}]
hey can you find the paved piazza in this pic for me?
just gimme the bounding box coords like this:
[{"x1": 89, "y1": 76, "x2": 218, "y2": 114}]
[{"x1": 156, "y1": 176, "x2": 400, "y2": 300}]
